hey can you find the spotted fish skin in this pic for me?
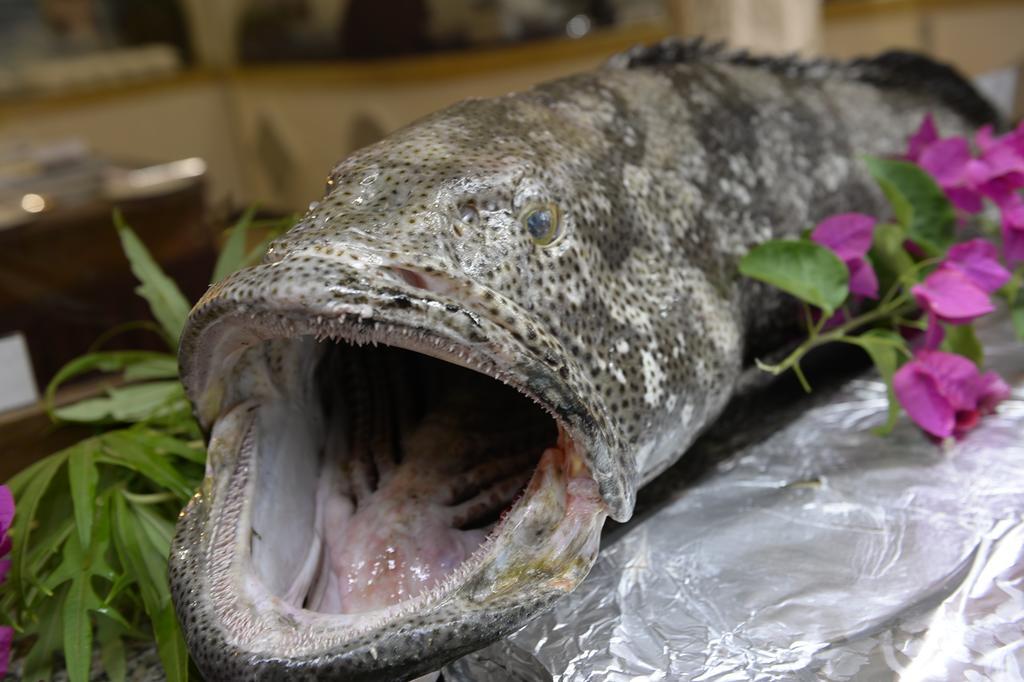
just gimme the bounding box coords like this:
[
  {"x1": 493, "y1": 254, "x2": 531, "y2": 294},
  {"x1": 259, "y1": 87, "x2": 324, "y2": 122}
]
[{"x1": 172, "y1": 42, "x2": 995, "y2": 680}]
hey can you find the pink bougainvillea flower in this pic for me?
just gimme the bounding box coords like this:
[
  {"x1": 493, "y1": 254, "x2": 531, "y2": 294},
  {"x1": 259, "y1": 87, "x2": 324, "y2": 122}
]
[
  {"x1": 810, "y1": 212, "x2": 879, "y2": 299},
  {"x1": 1001, "y1": 195, "x2": 1024, "y2": 263},
  {"x1": 940, "y1": 239, "x2": 1012, "y2": 293},
  {"x1": 906, "y1": 114, "x2": 939, "y2": 163},
  {"x1": 912, "y1": 268, "x2": 995, "y2": 348},
  {"x1": 964, "y1": 145, "x2": 1024, "y2": 208},
  {"x1": 917, "y1": 136, "x2": 985, "y2": 214},
  {"x1": 893, "y1": 350, "x2": 1011, "y2": 439}
]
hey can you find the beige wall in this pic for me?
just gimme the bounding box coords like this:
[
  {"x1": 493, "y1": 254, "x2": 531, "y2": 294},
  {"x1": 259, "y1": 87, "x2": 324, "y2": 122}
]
[
  {"x1": 823, "y1": 1, "x2": 1024, "y2": 74},
  {"x1": 1, "y1": 79, "x2": 246, "y2": 207}
]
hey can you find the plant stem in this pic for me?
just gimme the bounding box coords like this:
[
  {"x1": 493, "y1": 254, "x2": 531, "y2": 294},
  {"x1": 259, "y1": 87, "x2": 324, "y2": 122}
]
[{"x1": 757, "y1": 294, "x2": 913, "y2": 378}]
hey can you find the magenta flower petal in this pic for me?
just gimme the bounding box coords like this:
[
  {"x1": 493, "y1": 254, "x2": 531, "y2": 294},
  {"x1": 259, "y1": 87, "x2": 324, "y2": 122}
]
[
  {"x1": 847, "y1": 257, "x2": 879, "y2": 299},
  {"x1": 894, "y1": 361, "x2": 956, "y2": 437},
  {"x1": 976, "y1": 371, "x2": 1011, "y2": 413},
  {"x1": 0, "y1": 559, "x2": 9, "y2": 584},
  {"x1": 1002, "y1": 198, "x2": 1024, "y2": 263},
  {"x1": 942, "y1": 239, "x2": 1012, "y2": 293},
  {"x1": 976, "y1": 124, "x2": 998, "y2": 153},
  {"x1": 912, "y1": 269, "x2": 994, "y2": 324},
  {"x1": 914, "y1": 350, "x2": 980, "y2": 410},
  {"x1": 0, "y1": 626, "x2": 11, "y2": 677},
  {"x1": 0, "y1": 486, "x2": 12, "y2": 535},
  {"x1": 0, "y1": 535, "x2": 9, "y2": 558},
  {"x1": 810, "y1": 212, "x2": 876, "y2": 260},
  {"x1": 923, "y1": 313, "x2": 945, "y2": 350},
  {"x1": 907, "y1": 114, "x2": 939, "y2": 162},
  {"x1": 893, "y1": 350, "x2": 1006, "y2": 440},
  {"x1": 919, "y1": 137, "x2": 971, "y2": 187},
  {"x1": 945, "y1": 187, "x2": 984, "y2": 214}
]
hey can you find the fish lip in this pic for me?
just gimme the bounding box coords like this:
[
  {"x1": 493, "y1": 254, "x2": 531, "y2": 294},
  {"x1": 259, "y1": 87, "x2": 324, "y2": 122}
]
[{"x1": 171, "y1": 255, "x2": 626, "y2": 677}]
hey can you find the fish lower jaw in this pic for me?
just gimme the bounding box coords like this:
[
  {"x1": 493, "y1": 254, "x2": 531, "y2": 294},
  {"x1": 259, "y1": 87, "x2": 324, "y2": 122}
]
[{"x1": 177, "y1": 333, "x2": 608, "y2": 676}]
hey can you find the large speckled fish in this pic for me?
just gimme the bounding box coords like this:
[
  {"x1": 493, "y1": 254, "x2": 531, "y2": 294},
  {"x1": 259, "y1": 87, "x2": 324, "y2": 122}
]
[{"x1": 170, "y1": 41, "x2": 995, "y2": 680}]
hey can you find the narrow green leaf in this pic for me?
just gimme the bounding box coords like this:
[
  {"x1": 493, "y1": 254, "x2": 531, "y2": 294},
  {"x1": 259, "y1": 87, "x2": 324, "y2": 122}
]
[
  {"x1": 864, "y1": 156, "x2": 955, "y2": 256},
  {"x1": 132, "y1": 502, "x2": 176, "y2": 557},
  {"x1": 869, "y1": 222, "x2": 917, "y2": 293},
  {"x1": 98, "y1": 431, "x2": 194, "y2": 500},
  {"x1": 41, "y1": 528, "x2": 85, "y2": 593},
  {"x1": 63, "y1": 576, "x2": 95, "y2": 682},
  {"x1": 68, "y1": 446, "x2": 98, "y2": 547},
  {"x1": 739, "y1": 240, "x2": 850, "y2": 315},
  {"x1": 133, "y1": 428, "x2": 206, "y2": 464},
  {"x1": 112, "y1": 495, "x2": 168, "y2": 613},
  {"x1": 852, "y1": 329, "x2": 907, "y2": 436},
  {"x1": 12, "y1": 452, "x2": 68, "y2": 592},
  {"x1": 1013, "y1": 304, "x2": 1024, "y2": 342},
  {"x1": 22, "y1": 583, "x2": 67, "y2": 682},
  {"x1": 114, "y1": 210, "x2": 192, "y2": 343},
  {"x1": 97, "y1": 617, "x2": 127, "y2": 682},
  {"x1": 212, "y1": 206, "x2": 257, "y2": 283},
  {"x1": 54, "y1": 381, "x2": 186, "y2": 424},
  {"x1": 122, "y1": 355, "x2": 180, "y2": 381},
  {"x1": 45, "y1": 350, "x2": 175, "y2": 414},
  {"x1": 153, "y1": 600, "x2": 189, "y2": 682},
  {"x1": 942, "y1": 323, "x2": 984, "y2": 367}
]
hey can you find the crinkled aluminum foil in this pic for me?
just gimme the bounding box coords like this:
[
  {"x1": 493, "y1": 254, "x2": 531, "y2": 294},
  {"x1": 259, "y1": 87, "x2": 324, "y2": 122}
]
[{"x1": 445, "y1": 317, "x2": 1024, "y2": 681}]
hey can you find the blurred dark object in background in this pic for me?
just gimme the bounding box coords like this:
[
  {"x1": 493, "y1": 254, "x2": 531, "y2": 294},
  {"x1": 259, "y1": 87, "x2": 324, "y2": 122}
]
[
  {"x1": 0, "y1": 0, "x2": 188, "y2": 98},
  {"x1": 106, "y1": 0, "x2": 191, "y2": 62},
  {"x1": 238, "y1": 0, "x2": 627, "y2": 63},
  {"x1": 339, "y1": 0, "x2": 431, "y2": 59}
]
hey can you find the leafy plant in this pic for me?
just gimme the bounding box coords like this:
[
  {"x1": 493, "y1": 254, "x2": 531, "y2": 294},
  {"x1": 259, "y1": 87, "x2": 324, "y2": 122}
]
[{"x1": 0, "y1": 208, "x2": 293, "y2": 681}]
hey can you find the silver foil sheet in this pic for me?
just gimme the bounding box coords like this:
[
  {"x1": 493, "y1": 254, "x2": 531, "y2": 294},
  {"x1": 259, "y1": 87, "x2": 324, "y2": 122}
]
[{"x1": 445, "y1": 316, "x2": 1024, "y2": 681}]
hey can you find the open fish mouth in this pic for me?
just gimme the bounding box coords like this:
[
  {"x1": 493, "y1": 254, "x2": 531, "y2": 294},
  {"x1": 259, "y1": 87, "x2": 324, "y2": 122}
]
[{"x1": 170, "y1": 255, "x2": 612, "y2": 680}]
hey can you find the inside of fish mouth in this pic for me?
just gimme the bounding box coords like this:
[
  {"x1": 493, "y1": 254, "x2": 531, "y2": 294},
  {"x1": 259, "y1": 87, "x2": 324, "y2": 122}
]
[{"x1": 242, "y1": 336, "x2": 581, "y2": 616}]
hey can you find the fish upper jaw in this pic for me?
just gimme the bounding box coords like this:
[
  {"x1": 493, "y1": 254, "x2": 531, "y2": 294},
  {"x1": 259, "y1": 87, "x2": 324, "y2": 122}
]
[
  {"x1": 180, "y1": 249, "x2": 636, "y2": 519},
  {"x1": 171, "y1": 251, "x2": 632, "y2": 679}
]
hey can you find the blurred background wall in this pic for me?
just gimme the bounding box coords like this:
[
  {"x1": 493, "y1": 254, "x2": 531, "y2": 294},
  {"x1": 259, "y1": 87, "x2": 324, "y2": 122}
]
[{"x1": 2, "y1": 0, "x2": 1022, "y2": 214}]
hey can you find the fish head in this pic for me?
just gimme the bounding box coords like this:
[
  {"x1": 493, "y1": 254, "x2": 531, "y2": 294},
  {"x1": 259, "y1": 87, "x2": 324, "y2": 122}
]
[{"x1": 171, "y1": 94, "x2": 640, "y2": 680}]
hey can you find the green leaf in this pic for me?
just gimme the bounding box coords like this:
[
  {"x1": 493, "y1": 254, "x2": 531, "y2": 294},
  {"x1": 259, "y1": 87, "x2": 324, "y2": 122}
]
[
  {"x1": 942, "y1": 323, "x2": 984, "y2": 366},
  {"x1": 851, "y1": 329, "x2": 908, "y2": 436},
  {"x1": 63, "y1": 575, "x2": 96, "y2": 682},
  {"x1": 114, "y1": 210, "x2": 192, "y2": 343},
  {"x1": 153, "y1": 600, "x2": 189, "y2": 682},
  {"x1": 54, "y1": 381, "x2": 186, "y2": 424},
  {"x1": 68, "y1": 445, "x2": 98, "y2": 548},
  {"x1": 97, "y1": 617, "x2": 127, "y2": 682},
  {"x1": 133, "y1": 428, "x2": 206, "y2": 465},
  {"x1": 864, "y1": 156, "x2": 955, "y2": 256},
  {"x1": 22, "y1": 583, "x2": 67, "y2": 682},
  {"x1": 1013, "y1": 304, "x2": 1024, "y2": 342},
  {"x1": 122, "y1": 354, "x2": 180, "y2": 381},
  {"x1": 98, "y1": 431, "x2": 194, "y2": 500},
  {"x1": 132, "y1": 502, "x2": 176, "y2": 557},
  {"x1": 46, "y1": 350, "x2": 178, "y2": 415},
  {"x1": 740, "y1": 240, "x2": 850, "y2": 315},
  {"x1": 869, "y1": 222, "x2": 917, "y2": 292},
  {"x1": 11, "y1": 451, "x2": 69, "y2": 592},
  {"x1": 112, "y1": 494, "x2": 169, "y2": 613},
  {"x1": 212, "y1": 206, "x2": 257, "y2": 283}
]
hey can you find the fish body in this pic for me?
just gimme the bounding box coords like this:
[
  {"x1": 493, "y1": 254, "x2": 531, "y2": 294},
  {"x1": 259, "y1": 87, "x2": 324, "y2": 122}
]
[{"x1": 170, "y1": 41, "x2": 994, "y2": 680}]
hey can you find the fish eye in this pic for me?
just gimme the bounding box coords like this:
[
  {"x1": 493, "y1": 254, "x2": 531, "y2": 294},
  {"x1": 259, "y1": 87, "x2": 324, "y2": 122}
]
[
  {"x1": 523, "y1": 203, "x2": 560, "y2": 245},
  {"x1": 459, "y1": 202, "x2": 479, "y2": 224}
]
